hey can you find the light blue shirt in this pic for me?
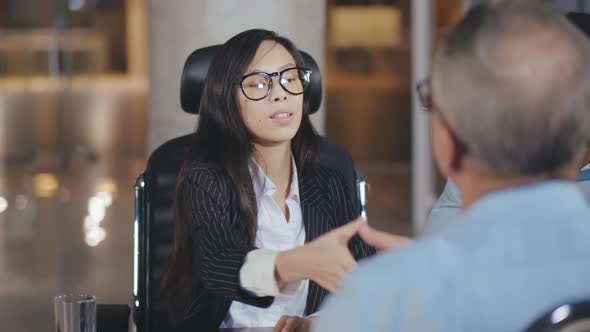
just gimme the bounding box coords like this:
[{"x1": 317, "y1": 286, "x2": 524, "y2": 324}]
[
  {"x1": 425, "y1": 166, "x2": 590, "y2": 236},
  {"x1": 314, "y1": 181, "x2": 590, "y2": 332}
]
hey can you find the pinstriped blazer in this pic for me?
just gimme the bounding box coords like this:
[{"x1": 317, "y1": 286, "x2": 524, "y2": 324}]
[{"x1": 173, "y1": 163, "x2": 376, "y2": 331}]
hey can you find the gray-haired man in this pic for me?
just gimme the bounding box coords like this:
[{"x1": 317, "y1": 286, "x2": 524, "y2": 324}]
[
  {"x1": 425, "y1": 11, "x2": 590, "y2": 236},
  {"x1": 315, "y1": 1, "x2": 590, "y2": 331}
]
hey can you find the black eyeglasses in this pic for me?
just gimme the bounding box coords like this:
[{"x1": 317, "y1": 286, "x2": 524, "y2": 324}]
[
  {"x1": 416, "y1": 78, "x2": 432, "y2": 111},
  {"x1": 238, "y1": 67, "x2": 312, "y2": 101}
]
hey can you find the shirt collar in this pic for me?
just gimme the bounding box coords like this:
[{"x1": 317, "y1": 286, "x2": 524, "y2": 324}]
[
  {"x1": 248, "y1": 156, "x2": 300, "y2": 202},
  {"x1": 578, "y1": 165, "x2": 590, "y2": 182}
]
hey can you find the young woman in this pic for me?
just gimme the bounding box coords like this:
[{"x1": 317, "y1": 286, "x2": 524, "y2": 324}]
[{"x1": 162, "y1": 29, "x2": 375, "y2": 331}]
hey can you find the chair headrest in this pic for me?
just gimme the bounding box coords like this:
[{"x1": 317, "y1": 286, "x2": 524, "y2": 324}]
[
  {"x1": 180, "y1": 45, "x2": 322, "y2": 114},
  {"x1": 567, "y1": 12, "x2": 590, "y2": 37}
]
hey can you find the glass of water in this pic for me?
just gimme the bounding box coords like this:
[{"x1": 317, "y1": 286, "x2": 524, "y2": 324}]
[{"x1": 54, "y1": 294, "x2": 96, "y2": 332}]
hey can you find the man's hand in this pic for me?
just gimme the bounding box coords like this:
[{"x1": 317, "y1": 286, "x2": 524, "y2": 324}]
[{"x1": 358, "y1": 222, "x2": 412, "y2": 251}]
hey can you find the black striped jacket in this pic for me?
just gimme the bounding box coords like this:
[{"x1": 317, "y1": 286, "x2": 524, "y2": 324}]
[{"x1": 174, "y1": 163, "x2": 376, "y2": 331}]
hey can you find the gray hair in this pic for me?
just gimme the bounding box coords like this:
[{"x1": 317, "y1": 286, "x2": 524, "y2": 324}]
[{"x1": 432, "y1": 0, "x2": 590, "y2": 175}]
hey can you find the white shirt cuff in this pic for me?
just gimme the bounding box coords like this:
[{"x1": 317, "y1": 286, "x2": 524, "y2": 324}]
[
  {"x1": 239, "y1": 248, "x2": 301, "y2": 297},
  {"x1": 307, "y1": 310, "x2": 322, "y2": 317}
]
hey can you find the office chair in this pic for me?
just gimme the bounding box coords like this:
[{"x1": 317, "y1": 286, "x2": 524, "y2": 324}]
[
  {"x1": 526, "y1": 300, "x2": 590, "y2": 332},
  {"x1": 131, "y1": 45, "x2": 367, "y2": 332}
]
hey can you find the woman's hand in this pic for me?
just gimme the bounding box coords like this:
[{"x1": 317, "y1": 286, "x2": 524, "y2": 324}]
[
  {"x1": 273, "y1": 315, "x2": 314, "y2": 332},
  {"x1": 275, "y1": 219, "x2": 364, "y2": 292}
]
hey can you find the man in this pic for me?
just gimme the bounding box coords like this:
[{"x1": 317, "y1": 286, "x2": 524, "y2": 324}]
[
  {"x1": 425, "y1": 11, "x2": 590, "y2": 236},
  {"x1": 314, "y1": 1, "x2": 590, "y2": 331}
]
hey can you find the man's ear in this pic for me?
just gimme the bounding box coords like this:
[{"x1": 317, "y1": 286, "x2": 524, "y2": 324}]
[{"x1": 431, "y1": 114, "x2": 467, "y2": 178}]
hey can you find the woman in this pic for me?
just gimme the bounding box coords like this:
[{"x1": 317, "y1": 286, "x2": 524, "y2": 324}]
[{"x1": 162, "y1": 29, "x2": 375, "y2": 331}]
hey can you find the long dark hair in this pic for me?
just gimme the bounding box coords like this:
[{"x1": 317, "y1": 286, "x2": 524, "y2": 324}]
[{"x1": 162, "y1": 29, "x2": 320, "y2": 323}]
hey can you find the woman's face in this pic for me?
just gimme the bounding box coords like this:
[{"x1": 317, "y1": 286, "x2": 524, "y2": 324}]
[{"x1": 236, "y1": 40, "x2": 304, "y2": 146}]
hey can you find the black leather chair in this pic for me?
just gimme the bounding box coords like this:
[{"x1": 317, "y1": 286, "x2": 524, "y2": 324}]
[
  {"x1": 132, "y1": 45, "x2": 367, "y2": 332},
  {"x1": 97, "y1": 304, "x2": 131, "y2": 332},
  {"x1": 526, "y1": 300, "x2": 590, "y2": 332}
]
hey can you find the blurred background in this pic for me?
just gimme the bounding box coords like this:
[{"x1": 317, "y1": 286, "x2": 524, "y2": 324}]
[{"x1": 0, "y1": 0, "x2": 586, "y2": 330}]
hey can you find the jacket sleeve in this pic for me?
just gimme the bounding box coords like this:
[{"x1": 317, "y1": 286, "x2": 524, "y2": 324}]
[{"x1": 178, "y1": 169, "x2": 273, "y2": 308}]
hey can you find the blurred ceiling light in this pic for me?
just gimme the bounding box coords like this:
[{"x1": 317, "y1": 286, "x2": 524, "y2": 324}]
[
  {"x1": 96, "y1": 178, "x2": 118, "y2": 198},
  {"x1": 88, "y1": 196, "x2": 105, "y2": 214},
  {"x1": 88, "y1": 201, "x2": 106, "y2": 222},
  {"x1": 69, "y1": 0, "x2": 85, "y2": 11},
  {"x1": 83, "y1": 191, "x2": 111, "y2": 247},
  {"x1": 83, "y1": 216, "x2": 96, "y2": 232},
  {"x1": 0, "y1": 196, "x2": 7, "y2": 214},
  {"x1": 34, "y1": 173, "x2": 59, "y2": 198},
  {"x1": 96, "y1": 191, "x2": 113, "y2": 207},
  {"x1": 85, "y1": 227, "x2": 106, "y2": 247}
]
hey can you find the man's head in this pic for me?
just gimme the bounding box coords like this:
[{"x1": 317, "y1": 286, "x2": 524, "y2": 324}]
[
  {"x1": 431, "y1": 0, "x2": 590, "y2": 188},
  {"x1": 568, "y1": 12, "x2": 590, "y2": 167}
]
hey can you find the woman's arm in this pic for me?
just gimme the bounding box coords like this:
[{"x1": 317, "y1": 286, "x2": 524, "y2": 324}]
[
  {"x1": 274, "y1": 219, "x2": 364, "y2": 292},
  {"x1": 179, "y1": 171, "x2": 273, "y2": 308}
]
